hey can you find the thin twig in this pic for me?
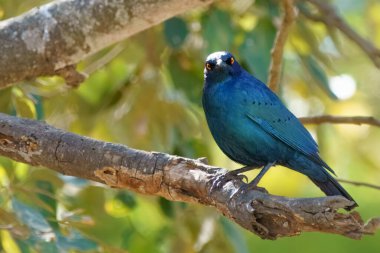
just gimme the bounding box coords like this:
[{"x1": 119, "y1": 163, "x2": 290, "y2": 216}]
[
  {"x1": 82, "y1": 43, "x2": 125, "y2": 75},
  {"x1": 300, "y1": 0, "x2": 380, "y2": 68},
  {"x1": 268, "y1": 0, "x2": 297, "y2": 92},
  {"x1": 299, "y1": 115, "x2": 380, "y2": 127},
  {"x1": 337, "y1": 178, "x2": 380, "y2": 191}
]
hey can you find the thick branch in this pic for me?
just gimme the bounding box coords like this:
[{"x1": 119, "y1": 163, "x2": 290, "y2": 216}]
[
  {"x1": 0, "y1": 113, "x2": 378, "y2": 239},
  {"x1": 300, "y1": 0, "x2": 380, "y2": 68},
  {"x1": 300, "y1": 115, "x2": 380, "y2": 127},
  {"x1": 0, "y1": 0, "x2": 212, "y2": 89},
  {"x1": 268, "y1": 0, "x2": 297, "y2": 92}
]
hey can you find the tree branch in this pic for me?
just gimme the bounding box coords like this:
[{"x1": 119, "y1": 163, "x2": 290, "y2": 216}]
[
  {"x1": 300, "y1": 0, "x2": 380, "y2": 68},
  {"x1": 300, "y1": 115, "x2": 380, "y2": 127},
  {"x1": 0, "y1": 0, "x2": 213, "y2": 89},
  {"x1": 337, "y1": 179, "x2": 380, "y2": 191},
  {"x1": 268, "y1": 0, "x2": 297, "y2": 92},
  {"x1": 0, "y1": 113, "x2": 379, "y2": 239}
]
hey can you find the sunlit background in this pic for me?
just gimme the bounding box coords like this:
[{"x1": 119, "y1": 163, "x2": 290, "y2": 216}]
[{"x1": 0, "y1": 0, "x2": 379, "y2": 252}]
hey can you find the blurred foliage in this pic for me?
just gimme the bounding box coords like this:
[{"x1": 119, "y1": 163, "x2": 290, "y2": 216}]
[{"x1": 0, "y1": 0, "x2": 380, "y2": 252}]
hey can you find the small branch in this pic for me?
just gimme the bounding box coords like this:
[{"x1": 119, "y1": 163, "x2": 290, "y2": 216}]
[
  {"x1": 300, "y1": 0, "x2": 380, "y2": 68},
  {"x1": 337, "y1": 178, "x2": 380, "y2": 191},
  {"x1": 82, "y1": 44, "x2": 125, "y2": 75},
  {"x1": 300, "y1": 115, "x2": 380, "y2": 127},
  {"x1": 268, "y1": 0, "x2": 297, "y2": 92},
  {"x1": 0, "y1": 113, "x2": 379, "y2": 239}
]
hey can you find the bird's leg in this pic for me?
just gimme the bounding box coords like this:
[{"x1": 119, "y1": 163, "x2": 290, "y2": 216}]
[
  {"x1": 239, "y1": 161, "x2": 276, "y2": 193},
  {"x1": 210, "y1": 165, "x2": 258, "y2": 192},
  {"x1": 227, "y1": 165, "x2": 258, "y2": 182},
  {"x1": 250, "y1": 161, "x2": 275, "y2": 186}
]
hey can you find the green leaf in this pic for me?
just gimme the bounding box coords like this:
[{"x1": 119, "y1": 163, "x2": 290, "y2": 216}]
[
  {"x1": 0, "y1": 208, "x2": 28, "y2": 239},
  {"x1": 12, "y1": 198, "x2": 97, "y2": 252},
  {"x1": 12, "y1": 198, "x2": 49, "y2": 231},
  {"x1": 116, "y1": 191, "x2": 137, "y2": 209},
  {"x1": 220, "y1": 217, "x2": 249, "y2": 253},
  {"x1": 32, "y1": 94, "x2": 44, "y2": 120},
  {"x1": 12, "y1": 186, "x2": 55, "y2": 214},
  {"x1": 0, "y1": 88, "x2": 12, "y2": 114},
  {"x1": 158, "y1": 197, "x2": 174, "y2": 218},
  {"x1": 14, "y1": 239, "x2": 31, "y2": 253},
  {"x1": 12, "y1": 198, "x2": 58, "y2": 252},
  {"x1": 202, "y1": 9, "x2": 234, "y2": 52},
  {"x1": 12, "y1": 198, "x2": 53, "y2": 240},
  {"x1": 164, "y1": 17, "x2": 189, "y2": 49},
  {"x1": 11, "y1": 88, "x2": 36, "y2": 119},
  {"x1": 294, "y1": 21, "x2": 332, "y2": 68},
  {"x1": 0, "y1": 156, "x2": 14, "y2": 179},
  {"x1": 255, "y1": 0, "x2": 280, "y2": 17},
  {"x1": 239, "y1": 18, "x2": 276, "y2": 83},
  {"x1": 0, "y1": 208, "x2": 18, "y2": 225},
  {"x1": 35, "y1": 180, "x2": 58, "y2": 229},
  {"x1": 1, "y1": 230, "x2": 22, "y2": 253},
  {"x1": 77, "y1": 55, "x2": 134, "y2": 107},
  {"x1": 36, "y1": 241, "x2": 59, "y2": 253},
  {"x1": 167, "y1": 53, "x2": 203, "y2": 103},
  {"x1": 120, "y1": 227, "x2": 136, "y2": 250},
  {"x1": 56, "y1": 229, "x2": 98, "y2": 252},
  {"x1": 301, "y1": 55, "x2": 338, "y2": 99}
]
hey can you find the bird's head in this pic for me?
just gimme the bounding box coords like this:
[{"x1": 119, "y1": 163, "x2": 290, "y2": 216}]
[{"x1": 204, "y1": 51, "x2": 242, "y2": 84}]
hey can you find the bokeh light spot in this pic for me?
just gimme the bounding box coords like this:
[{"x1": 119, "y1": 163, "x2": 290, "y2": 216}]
[{"x1": 329, "y1": 74, "x2": 357, "y2": 100}]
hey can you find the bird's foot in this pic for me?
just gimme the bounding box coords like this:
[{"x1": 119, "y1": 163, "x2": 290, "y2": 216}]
[
  {"x1": 234, "y1": 161, "x2": 275, "y2": 194},
  {"x1": 238, "y1": 183, "x2": 268, "y2": 194},
  {"x1": 210, "y1": 170, "x2": 248, "y2": 193}
]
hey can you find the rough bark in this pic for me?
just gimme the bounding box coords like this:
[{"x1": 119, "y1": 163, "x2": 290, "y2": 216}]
[
  {"x1": 0, "y1": 0, "x2": 213, "y2": 88},
  {"x1": 0, "y1": 113, "x2": 378, "y2": 240}
]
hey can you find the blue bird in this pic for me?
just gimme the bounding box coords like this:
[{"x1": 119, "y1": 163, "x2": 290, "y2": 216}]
[{"x1": 202, "y1": 51, "x2": 357, "y2": 210}]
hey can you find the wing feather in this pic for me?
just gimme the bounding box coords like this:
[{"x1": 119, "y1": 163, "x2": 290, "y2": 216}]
[{"x1": 241, "y1": 74, "x2": 335, "y2": 174}]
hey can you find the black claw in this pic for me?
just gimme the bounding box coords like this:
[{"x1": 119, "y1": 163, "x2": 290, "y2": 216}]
[
  {"x1": 237, "y1": 174, "x2": 249, "y2": 183},
  {"x1": 210, "y1": 170, "x2": 247, "y2": 193},
  {"x1": 238, "y1": 183, "x2": 268, "y2": 194}
]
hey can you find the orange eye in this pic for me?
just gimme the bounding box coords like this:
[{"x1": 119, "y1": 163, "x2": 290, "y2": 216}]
[
  {"x1": 225, "y1": 57, "x2": 234, "y2": 65},
  {"x1": 205, "y1": 63, "x2": 212, "y2": 71}
]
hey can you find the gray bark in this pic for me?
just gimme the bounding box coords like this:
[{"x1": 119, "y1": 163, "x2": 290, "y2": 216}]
[
  {"x1": 0, "y1": 113, "x2": 378, "y2": 239},
  {"x1": 0, "y1": 0, "x2": 213, "y2": 88}
]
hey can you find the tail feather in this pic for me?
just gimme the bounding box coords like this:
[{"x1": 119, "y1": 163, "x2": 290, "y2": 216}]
[{"x1": 310, "y1": 172, "x2": 358, "y2": 211}]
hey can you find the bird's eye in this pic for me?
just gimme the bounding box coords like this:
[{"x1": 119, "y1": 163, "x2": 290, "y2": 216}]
[
  {"x1": 205, "y1": 63, "x2": 213, "y2": 71},
  {"x1": 225, "y1": 57, "x2": 235, "y2": 65}
]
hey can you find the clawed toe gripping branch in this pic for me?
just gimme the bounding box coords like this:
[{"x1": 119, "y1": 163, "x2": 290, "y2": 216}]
[{"x1": 0, "y1": 113, "x2": 378, "y2": 240}]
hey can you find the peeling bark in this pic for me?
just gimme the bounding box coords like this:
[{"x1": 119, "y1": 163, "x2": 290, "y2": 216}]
[
  {"x1": 0, "y1": 113, "x2": 378, "y2": 239},
  {"x1": 0, "y1": 0, "x2": 213, "y2": 88}
]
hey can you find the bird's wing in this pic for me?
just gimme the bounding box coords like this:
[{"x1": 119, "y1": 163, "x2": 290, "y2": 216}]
[{"x1": 245, "y1": 87, "x2": 335, "y2": 174}]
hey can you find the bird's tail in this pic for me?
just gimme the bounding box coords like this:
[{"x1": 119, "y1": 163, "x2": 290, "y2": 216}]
[{"x1": 309, "y1": 171, "x2": 358, "y2": 211}]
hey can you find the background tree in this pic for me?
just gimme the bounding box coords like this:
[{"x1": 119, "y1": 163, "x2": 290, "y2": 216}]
[{"x1": 0, "y1": 0, "x2": 380, "y2": 252}]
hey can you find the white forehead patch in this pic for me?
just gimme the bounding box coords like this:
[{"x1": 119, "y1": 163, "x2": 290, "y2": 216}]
[{"x1": 206, "y1": 51, "x2": 232, "y2": 62}]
